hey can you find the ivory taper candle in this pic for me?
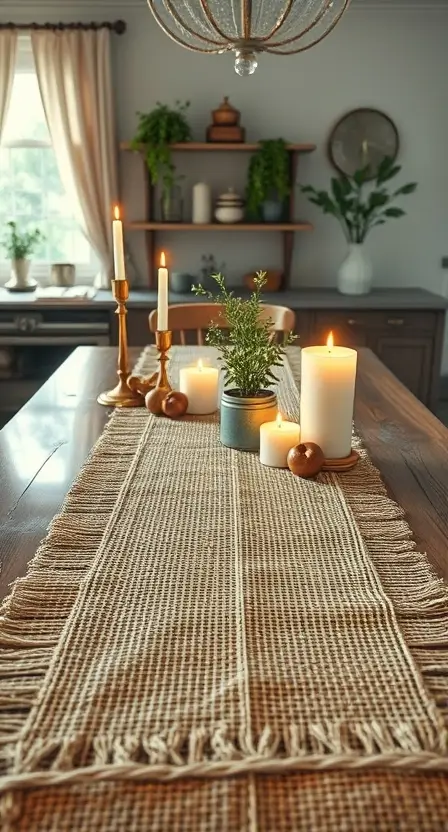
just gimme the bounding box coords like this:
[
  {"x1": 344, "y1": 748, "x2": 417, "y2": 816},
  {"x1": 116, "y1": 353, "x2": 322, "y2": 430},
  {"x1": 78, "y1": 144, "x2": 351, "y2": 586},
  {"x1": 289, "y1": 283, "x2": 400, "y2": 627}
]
[
  {"x1": 300, "y1": 332, "x2": 357, "y2": 459},
  {"x1": 112, "y1": 205, "x2": 126, "y2": 280},
  {"x1": 157, "y1": 251, "x2": 168, "y2": 331}
]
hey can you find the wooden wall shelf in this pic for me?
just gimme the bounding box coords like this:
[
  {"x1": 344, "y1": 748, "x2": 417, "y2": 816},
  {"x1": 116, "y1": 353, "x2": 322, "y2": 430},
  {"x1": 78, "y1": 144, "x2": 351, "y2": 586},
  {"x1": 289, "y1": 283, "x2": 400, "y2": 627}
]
[
  {"x1": 125, "y1": 222, "x2": 313, "y2": 232},
  {"x1": 121, "y1": 141, "x2": 316, "y2": 153},
  {"x1": 120, "y1": 140, "x2": 316, "y2": 287}
]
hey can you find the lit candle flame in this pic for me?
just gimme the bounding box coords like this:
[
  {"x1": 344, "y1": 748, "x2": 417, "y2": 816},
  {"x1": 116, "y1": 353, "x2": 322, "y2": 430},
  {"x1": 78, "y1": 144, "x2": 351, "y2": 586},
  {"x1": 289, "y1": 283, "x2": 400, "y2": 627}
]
[
  {"x1": 160, "y1": 251, "x2": 166, "y2": 268},
  {"x1": 327, "y1": 331, "x2": 334, "y2": 353},
  {"x1": 276, "y1": 412, "x2": 283, "y2": 428},
  {"x1": 113, "y1": 205, "x2": 120, "y2": 221},
  {"x1": 197, "y1": 359, "x2": 203, "y2": 372}
]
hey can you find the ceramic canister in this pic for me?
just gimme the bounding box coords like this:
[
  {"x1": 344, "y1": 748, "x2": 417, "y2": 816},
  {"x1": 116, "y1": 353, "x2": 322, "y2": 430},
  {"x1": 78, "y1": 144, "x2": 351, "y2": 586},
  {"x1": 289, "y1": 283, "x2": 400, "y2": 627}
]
[{"x1": 215, "y1": 188, "x2": 244, "y2": 224}]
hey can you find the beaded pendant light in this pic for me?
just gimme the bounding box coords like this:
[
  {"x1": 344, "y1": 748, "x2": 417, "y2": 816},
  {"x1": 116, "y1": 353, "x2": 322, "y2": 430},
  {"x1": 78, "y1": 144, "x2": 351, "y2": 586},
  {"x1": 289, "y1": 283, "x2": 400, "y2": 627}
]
[{"x1": 147, "y1": 1, "x2": 351, "y2": 76}]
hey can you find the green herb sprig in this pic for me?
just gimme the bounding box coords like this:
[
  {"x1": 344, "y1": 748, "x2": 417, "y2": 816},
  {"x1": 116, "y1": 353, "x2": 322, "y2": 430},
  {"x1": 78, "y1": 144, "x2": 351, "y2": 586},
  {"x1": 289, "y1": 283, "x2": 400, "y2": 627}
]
[{"x1": 192, "y1": 271, "x2": 296, "y2": 397}]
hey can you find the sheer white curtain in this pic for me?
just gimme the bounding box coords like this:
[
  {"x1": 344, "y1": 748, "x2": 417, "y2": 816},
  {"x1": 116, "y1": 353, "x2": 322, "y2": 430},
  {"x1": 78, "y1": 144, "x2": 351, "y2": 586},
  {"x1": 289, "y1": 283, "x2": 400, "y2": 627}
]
[
  {"x1": 31, "y1": 28, "x2": 118, "y2": 286},
  {"x1": 0, "y1": 31, "x2": 18, "y2": 139}
]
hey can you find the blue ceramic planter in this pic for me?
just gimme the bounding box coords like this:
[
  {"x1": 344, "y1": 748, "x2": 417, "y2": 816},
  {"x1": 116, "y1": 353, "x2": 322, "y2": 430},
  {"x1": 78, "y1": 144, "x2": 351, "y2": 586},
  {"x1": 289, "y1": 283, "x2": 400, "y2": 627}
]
[
  {"x1": 220, "y1": 389, "x2": 277, "y2": 451},
  {"x1": 261, "y1": 200, "x2": 284, "y2": 223}
]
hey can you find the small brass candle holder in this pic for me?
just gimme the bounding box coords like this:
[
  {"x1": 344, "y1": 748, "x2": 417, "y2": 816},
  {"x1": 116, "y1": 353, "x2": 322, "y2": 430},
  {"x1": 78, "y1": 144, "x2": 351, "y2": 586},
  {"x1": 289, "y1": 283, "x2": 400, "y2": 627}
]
[
  {"x1": 98, "y1": 279, "x2": 144, "y2": 408},
  {"x1": 154, "y1": 330, "x2": 173, "y2": 394}
]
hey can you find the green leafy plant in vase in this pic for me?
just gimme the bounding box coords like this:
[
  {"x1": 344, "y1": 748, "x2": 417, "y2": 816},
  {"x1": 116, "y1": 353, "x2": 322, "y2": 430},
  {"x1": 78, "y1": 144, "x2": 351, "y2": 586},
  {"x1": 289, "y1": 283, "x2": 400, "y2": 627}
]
[
  {"x1": 2, "y1": 221, "x2": 45, "y2": 293},
  {"x1": 193, "y1": 270, "x2": 296, "y2": 450},
  {"x1": 301, "y1": 156, "x2": 417, "y2": 295},
  {"x1": 246, "y1": 139, "x2": 290, "y2": 222},
  {"x1": 131, "y1": 101, "x2": 191, "y2": 222}
]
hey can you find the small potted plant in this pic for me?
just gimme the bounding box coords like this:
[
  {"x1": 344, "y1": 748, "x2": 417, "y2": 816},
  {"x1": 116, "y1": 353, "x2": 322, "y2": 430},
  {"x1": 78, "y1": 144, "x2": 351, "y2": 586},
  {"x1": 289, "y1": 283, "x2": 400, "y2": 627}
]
[
  {"x1": 246, "y1": 139, "x2": 290, "y2": 222},
  {"x1": 131, "y1": 101, "x2": 191, "y2": 222},
  {"x1": 193, "y1": 271, "x2": 296, "y2": 450},
  {"x1": 301, "y1": 156, "x2": 417, "y2": 295},
  {"x1": 2, "y1": 221, "x2": 44, "y2": 293}
]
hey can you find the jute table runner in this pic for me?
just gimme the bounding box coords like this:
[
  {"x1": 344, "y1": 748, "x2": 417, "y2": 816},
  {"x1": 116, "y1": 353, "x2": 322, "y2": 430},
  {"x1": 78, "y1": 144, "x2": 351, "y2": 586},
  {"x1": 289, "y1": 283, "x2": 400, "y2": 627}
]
[{"x1": 1, "y1": 347, "x2": 447, "y2": 830}]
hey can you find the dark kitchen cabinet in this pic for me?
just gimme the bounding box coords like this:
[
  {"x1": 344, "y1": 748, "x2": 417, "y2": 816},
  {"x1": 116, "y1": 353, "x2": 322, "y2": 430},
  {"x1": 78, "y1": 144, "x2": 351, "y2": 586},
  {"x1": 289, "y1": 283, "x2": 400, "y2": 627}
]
[{"x1": 373, "y1": 336, "x2": 433, "y2": 404}]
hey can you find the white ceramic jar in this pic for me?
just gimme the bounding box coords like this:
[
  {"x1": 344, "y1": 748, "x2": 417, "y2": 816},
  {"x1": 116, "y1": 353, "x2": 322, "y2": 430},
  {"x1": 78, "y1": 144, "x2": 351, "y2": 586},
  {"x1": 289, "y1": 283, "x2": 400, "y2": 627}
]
[
  {"x1": 192, "y1": 183, "x2": 212, "y2": 224},
  {"x1": 214, "y1": 188, "x2": 244, "y2": 224}
]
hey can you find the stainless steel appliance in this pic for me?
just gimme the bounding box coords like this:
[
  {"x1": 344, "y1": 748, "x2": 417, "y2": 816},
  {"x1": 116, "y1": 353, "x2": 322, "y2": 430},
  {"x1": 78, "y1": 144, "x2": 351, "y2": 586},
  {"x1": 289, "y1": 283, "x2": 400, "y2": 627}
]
[{"x1": 0, "y1": 308, "x2": 111, "y2": 427}]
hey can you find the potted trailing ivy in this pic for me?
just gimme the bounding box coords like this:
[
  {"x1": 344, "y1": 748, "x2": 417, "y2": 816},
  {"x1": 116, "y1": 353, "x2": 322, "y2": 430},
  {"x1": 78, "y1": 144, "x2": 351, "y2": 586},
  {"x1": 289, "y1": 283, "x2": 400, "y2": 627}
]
[
  {"x1": 2, "y1": 221, "x2": 44, "y2": 293},
  {"x1": 246, "y1": 139, "x2": 290, "y2": 222},
  {"x1": 193, "y1": 271, "x2": 296, "y2": 450},
  {"x1": 302, "y1": 156, "x2": 417, "y2": 295},
  {"x1": 131, "y1": 101, "x2": 191, "y2": 222}
]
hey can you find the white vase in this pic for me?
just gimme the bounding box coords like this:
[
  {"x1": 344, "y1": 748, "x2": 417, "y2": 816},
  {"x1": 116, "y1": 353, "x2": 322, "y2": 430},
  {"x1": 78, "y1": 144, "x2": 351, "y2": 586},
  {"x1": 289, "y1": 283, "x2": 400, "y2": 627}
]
[
  {"x1": 337, "y1": 244, "x2": 372, "y2": 296},
  {"x1": 192, "y1": 182, "x2": 212, "y2": 224},
  {"x1": 5, "y1": 258, "x2": 37, "y2": 293}
]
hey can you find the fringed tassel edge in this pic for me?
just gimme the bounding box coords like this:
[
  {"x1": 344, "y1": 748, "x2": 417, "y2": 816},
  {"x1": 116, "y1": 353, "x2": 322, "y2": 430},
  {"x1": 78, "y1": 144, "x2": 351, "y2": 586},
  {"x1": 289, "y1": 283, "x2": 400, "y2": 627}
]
[
  {"x1": 336, "y1": 442, "x2": 448, "y2": 725},
  {"x1": 0, "y1": 719, "x2": 448, "y2": 794},
  {"x1": 0, "y1": 408, "x2": 149, "y2": 774}
]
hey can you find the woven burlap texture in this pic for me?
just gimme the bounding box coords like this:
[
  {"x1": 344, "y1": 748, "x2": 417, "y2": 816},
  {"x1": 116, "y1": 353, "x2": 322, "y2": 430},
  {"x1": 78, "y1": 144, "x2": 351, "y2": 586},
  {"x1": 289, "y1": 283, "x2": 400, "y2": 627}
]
[
  {"x1": 0, "y1": 349, "x2": 448, "y2": 832},
  {"x1": 1, "y1": 346, "x2": 447, "y2": 813}
]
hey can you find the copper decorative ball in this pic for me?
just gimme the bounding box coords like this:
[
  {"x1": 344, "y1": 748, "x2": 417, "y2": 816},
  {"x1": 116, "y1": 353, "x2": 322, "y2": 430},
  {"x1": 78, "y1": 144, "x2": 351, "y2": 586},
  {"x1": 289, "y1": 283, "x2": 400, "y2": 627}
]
[
  {"x1": 145, "y1": 388, "x2": 167, "y2": 415},
  {"x1": 162, "y1": 391, "x2": 189, "y2": 419},
  {"x1": 287, "y1": 442, "x2": 325, "y2": 478}
]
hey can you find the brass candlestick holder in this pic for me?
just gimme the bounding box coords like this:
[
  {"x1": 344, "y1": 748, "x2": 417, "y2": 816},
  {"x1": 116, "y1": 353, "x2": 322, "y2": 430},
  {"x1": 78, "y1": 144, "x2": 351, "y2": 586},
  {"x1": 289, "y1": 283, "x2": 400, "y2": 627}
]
[
  {"x1": 154, "y1": 330, "x2": 173, "y2": 394},
  {"x1": 97, "y1": 279, "x2": 144, "y2": 408}
]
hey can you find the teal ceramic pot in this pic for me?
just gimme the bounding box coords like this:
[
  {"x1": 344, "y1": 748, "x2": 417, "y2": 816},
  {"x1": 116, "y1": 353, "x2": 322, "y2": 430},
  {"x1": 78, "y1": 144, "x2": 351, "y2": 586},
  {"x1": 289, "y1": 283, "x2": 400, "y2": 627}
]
[
  {"x1": 220, "y1": 389, "x2": 277, "y2": 451},
  {"x1": 261, "y1": 200, "x2": 284, "y2": 223}
]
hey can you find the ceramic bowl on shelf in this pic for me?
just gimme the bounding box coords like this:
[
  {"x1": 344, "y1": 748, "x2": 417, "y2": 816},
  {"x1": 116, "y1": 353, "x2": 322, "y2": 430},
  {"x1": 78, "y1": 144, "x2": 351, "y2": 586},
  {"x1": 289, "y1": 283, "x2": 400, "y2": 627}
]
[
  {"x1": 214, "y1": 188, "x2": 245, "y2": 224},
  {"x1": 170, "y1": 272, "x2": 195, "y2": 294}
]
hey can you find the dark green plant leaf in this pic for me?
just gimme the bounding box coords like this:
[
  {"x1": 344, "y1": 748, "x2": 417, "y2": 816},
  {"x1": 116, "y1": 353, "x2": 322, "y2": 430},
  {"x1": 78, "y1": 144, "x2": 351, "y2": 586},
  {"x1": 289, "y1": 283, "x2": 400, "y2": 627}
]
[
  {"x1": 393, "y1": 182, "x2": 418, "y2": 195},
  {"x1": 383, "y1": 207, "x2": 406, "y2": 217}
]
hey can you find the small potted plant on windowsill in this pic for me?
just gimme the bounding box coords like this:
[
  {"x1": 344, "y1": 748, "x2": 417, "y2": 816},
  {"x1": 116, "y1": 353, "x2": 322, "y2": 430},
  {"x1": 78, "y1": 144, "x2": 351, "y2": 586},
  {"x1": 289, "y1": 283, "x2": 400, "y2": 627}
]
[
  {"x1": 246, "y1": 139, "x2": 290, "y2": 222},
  {"x1": 131, "y1": 101, "x2": 191, "y2": 222},
  {"x1": 193, "y1": 270, "x2": 296, "y2": 450},
  {"x1": 2, "y1": 221, "x2": 45, "y2": 293},
  {"x1": 301, "y1": 156, "x2": 417, "y2": 295}
]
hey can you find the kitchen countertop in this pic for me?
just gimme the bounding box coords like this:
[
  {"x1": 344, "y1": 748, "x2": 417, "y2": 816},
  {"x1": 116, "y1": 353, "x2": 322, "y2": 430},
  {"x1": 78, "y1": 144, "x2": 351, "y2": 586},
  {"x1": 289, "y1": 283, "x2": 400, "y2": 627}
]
[{"x1": 0, "y1": 287, "x2": 447, "y2": 310}]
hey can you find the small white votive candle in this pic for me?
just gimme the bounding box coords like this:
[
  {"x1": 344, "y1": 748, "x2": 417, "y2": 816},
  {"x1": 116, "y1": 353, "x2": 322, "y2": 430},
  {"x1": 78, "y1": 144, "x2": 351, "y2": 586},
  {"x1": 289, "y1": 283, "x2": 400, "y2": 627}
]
[
  {"x1": 179, "y1": 360, "x2": 219, "y2": 415},
  {"x1": 260, "y1": 413, "x2": 301, "y2": 468}
]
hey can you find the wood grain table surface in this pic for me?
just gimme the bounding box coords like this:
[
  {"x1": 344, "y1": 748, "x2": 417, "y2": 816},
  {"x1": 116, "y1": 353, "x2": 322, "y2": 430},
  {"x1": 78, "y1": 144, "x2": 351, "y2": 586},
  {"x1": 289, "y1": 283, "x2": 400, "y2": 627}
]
[{"x1": 0, "y1": 346, "x2": 447, "y2": 601}]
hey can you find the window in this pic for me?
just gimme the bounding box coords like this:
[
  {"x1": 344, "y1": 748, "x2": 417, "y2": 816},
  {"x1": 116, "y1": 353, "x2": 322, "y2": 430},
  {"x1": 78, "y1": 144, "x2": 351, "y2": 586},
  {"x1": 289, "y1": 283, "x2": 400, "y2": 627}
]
[{"x1": 0, "y1": 36, "x2": 98, "y2": 283}]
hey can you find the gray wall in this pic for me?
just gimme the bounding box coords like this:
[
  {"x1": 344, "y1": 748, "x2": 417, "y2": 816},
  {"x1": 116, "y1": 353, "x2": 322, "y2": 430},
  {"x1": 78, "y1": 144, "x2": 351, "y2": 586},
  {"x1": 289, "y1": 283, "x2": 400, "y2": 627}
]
[{"x1": 4, "y1": 2, "x2": 448, "y2": 367}]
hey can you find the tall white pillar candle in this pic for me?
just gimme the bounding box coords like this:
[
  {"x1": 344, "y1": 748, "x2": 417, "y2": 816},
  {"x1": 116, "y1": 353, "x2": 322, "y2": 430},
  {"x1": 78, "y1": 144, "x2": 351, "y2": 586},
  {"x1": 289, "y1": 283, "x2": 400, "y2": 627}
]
[
  {"x1": 192, "y1": 183, "x2": 212, "y2": 224},
  {"x1": 112, "y1": 205, "x2": 126, "y2": 280},
  {"x1": 157, "y1": 251, "x2": 169, "y2": 331},
  {"x1": 300, "y1": 333, "x2": 357, "y2": 459},
  {"x1": 260, "y1": 413, "x2": 301, "y2": 468},
  {"x1": 179, "y1": 360, "x2": 219, "y2": 414}
]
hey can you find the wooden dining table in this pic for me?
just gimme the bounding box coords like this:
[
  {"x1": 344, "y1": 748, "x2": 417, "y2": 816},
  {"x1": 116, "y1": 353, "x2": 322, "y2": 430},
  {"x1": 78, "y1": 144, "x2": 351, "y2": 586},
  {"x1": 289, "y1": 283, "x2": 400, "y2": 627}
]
[{"x1": 1, "y1": 345, "x2": 447, "y2": 600}]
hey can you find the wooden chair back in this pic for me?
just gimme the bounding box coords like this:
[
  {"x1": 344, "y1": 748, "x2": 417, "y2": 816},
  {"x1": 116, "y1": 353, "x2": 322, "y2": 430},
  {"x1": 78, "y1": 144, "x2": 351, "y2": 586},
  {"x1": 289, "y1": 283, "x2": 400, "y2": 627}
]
[{"x1": 149, "y1": 303, "x2": 295, "y2": 345}]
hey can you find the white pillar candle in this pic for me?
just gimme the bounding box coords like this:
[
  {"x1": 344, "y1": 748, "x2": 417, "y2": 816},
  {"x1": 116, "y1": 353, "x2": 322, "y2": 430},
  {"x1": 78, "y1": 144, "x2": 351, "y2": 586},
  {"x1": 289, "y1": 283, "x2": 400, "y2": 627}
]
[
  {"x1": 157, "y1": 251, "x2": 169, "y2": 331},
  {"x1": 112, "y1": 205, "x2": 126, "y2": 280},
  {"x1": 179, "y1": 360, "x2": 219, "y2": 414},
  {"x1": 260, "y1": 413, "x2": 301, "y2": 468},
  {"x1": 300, "y1": 332, "x2": 357, "y2": 459},
  {"x1": 192, "y1": 182, "x2": 212, "y2": 224}
]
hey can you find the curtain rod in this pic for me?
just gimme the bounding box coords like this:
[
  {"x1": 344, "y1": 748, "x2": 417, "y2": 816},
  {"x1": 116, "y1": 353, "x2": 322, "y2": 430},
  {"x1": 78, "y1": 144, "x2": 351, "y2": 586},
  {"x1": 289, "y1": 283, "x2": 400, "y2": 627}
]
[{"x1": 0, "y1": 20, "x2": 126, "y2": 34}]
